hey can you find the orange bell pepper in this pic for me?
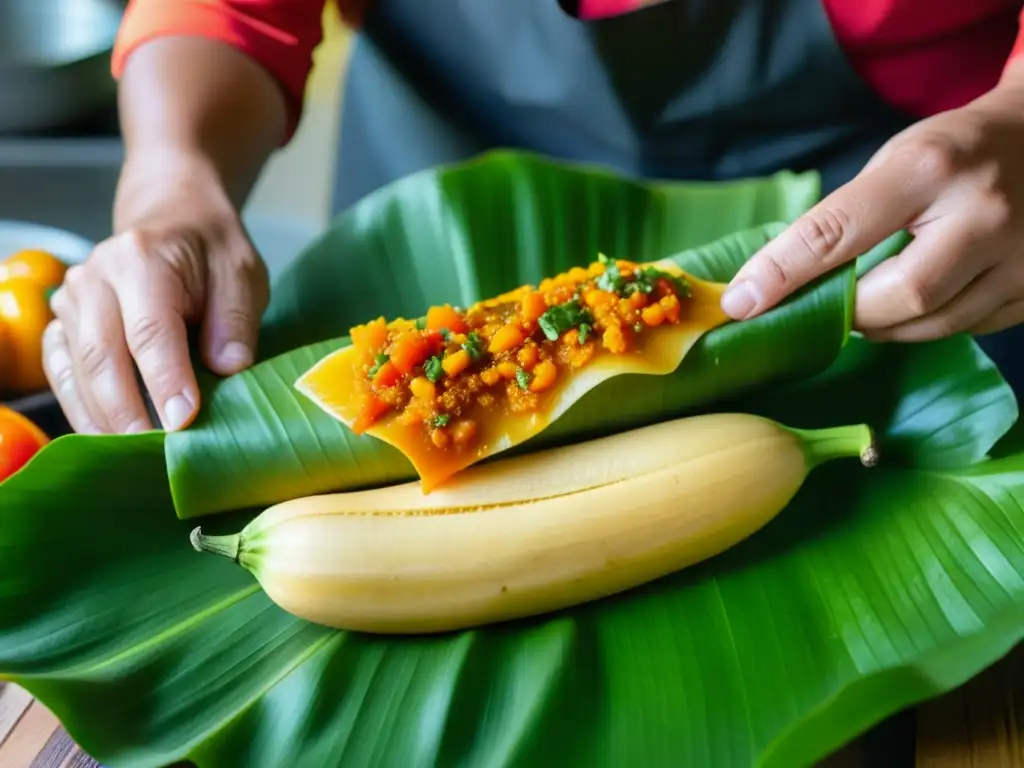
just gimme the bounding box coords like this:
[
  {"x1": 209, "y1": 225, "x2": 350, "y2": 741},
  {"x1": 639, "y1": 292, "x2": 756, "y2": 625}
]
[
  {"x1": 0, "y1": 406, "x2": 49, "y2": 483},
  {"x1": 0, "y1": 249, "x2": 68, "y2": 288},
  {"x1": 0, "y1": 278, "x2": 55, "y2": 394}
]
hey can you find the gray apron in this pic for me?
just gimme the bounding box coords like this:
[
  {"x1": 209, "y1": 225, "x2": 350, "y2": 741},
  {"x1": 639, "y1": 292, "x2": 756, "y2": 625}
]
[{"x1": 331, "y1": 0, "x2": 1023, "y2": 393}]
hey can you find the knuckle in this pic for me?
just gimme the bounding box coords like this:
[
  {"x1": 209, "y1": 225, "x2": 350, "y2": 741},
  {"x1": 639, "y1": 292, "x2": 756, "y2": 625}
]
[
  {"x1": 42, "y1": 319, "x2": 66, "y2": 351},
  {"x1": 897, "y1": 272, "x2": 938, "y2": 316},
  {"x1": 909, "y1": 138, "x2": 958, "y2": 185},
  {"x1": 62, "y1": 264, "x2": 88, "y2": 290},
  {"x1": 930, "y1": 315, "x2": 961, "y2": 338},
  {"x1": 119, "y1": 228, "x2": 203, "y2": 294},
  {"x1": 49, "y1": 286, "x2": 70, "y2": 316},
  {"x1": 759, "y1": 253, "x2": 790, "y2": 288},
  {"x1": 126, "y1": 314, "x2": 170, "y2": 359},
  {"x1": 76, "y1": 338, "x2": 113, "y2": 379},
  {"x1": 795, "y1": 208, "x2": 851, "y2": 263},
  {"x1": 219, "y1": 306, "x2": 258, "y2": 338},
  {"x1": 975, "y1": 187, "x2": 1013, "y2": 230}
]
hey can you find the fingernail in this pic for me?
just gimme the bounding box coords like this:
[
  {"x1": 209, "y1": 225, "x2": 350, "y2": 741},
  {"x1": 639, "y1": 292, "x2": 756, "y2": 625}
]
[
  {"x1": 162, "y1": 393, "x2": 195, "y2": 431},
  {"x1": 721, "y1": 281, "x2": 760, "y2": 319},
  {"x1": 217, "y1": 341, "x2": 253, "y2": 372},
  {"x1": 126, "y1": 419, "x2": 150, "y2": 435}
]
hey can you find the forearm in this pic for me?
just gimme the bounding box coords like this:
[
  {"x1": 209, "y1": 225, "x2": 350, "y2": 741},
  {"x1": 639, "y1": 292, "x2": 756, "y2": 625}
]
[{"x1": 115, "y1": 36, "x2": 288, "y2": 230}]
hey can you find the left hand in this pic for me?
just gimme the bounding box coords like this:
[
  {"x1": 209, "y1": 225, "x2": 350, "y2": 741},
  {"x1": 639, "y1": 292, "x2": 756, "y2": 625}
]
[{"x1": 720, "y1": 61, "x2": 1024, "y2": 342}]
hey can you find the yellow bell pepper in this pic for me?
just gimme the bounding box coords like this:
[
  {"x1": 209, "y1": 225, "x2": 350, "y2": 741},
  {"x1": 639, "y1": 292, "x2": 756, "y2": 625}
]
[{"x1": 0, "y1": 249, "x2": 67, "y2": 395}]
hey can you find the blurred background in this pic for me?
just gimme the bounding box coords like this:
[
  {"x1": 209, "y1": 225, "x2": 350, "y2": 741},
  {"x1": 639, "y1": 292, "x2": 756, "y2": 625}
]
[{"x1": 0, "y1": 0, "x2": 353, "y2": 280}]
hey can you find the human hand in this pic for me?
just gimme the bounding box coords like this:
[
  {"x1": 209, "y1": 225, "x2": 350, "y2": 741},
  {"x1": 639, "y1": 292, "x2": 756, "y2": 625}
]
[
  {"x1": 45, "y1": 162, "x2": 269, "y2": 434},
  {"x1": 720, "y1": 61, "x2": 1024, "y2": 342}
]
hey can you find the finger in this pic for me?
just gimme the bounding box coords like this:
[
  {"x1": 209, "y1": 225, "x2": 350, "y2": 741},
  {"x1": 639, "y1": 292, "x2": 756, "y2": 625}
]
[
  {"x1": 970, "y1": 299, "x2": 1024, "y2": 337},
  {"x1": 102, "y1": 246, "x2": 200, "y2": 432},
  {"x1": 199, "y1": 235, "x2": 268, "y2": 376},
  {"x1": 49, "y1": 281, "x2": 110, "y2": 432},
  {"x1": 42, "y1": 319, "x2": 100, "y2": 435},
  {"x1": 853, "y1": 216, "x2": 995, "y2": 331},
  {"x1": 863, "y1": 266, "x2": 1011, "y2": 343},
  {"x1": 69, "y1": 277, "x2": 153, "y2": 434},
  {"x1": 721, "y1": 153, "x2": 935, "y2": 320}
]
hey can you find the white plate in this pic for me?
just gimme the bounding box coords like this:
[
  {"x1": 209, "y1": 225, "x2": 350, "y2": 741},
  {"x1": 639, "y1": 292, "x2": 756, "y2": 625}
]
[{"x1": 0, "y1": 219, "x2": 94, "y2": 265}]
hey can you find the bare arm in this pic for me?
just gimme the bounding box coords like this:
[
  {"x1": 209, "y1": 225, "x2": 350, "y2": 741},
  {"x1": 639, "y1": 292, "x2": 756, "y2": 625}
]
[{"x1": 114, "y1": 36, "x2": 288, "y2": 229}]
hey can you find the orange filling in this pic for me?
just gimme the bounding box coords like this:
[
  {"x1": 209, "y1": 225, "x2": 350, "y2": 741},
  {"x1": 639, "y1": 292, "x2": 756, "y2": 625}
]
[{"x1": 346, "y1": 255, "x2": 693, "y2": 449}]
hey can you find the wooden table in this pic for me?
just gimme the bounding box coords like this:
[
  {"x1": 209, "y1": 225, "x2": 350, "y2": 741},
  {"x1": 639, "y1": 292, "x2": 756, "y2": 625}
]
[{"x1": 0, "y1": 645, "x2": 1020, "y2": 767}]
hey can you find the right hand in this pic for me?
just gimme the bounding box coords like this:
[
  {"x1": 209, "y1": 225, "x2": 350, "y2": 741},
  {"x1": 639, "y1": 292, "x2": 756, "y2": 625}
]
[{"x1": 45, "y1": 167, "x2": 270, "y2": 435}]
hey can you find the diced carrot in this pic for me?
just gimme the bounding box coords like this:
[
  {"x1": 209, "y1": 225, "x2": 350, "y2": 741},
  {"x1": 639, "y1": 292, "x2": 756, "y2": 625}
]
[
  {"x1": 352, "y1": 395, "x2": 390, "y2": 434},
  {"x1": 641, "y1": 303, "x2": 666, "y2": 327},
  {"x1": 583, "y1": 288, "x2": 614, "y2": 309},
  {"x1": 627, "y1": 291, "x2": 647, "y2": 310},
  {"x1": 566, "y1": 266, "x2": 590, "y2": 283},
  {"x1": 425, "y1": 304, "x2": 468, "y2": 334},
  {"x1": 528, "y1": 360, "x2": 558, "y2": 392},
  {"x1": 659, "y1": 294, "x2": 681, "y2": 323},
  {"x1": 480, "y1": 367, "x2": 501, "y2": 386},
  {"x1": 519, "y1": 292, "x2": 547, "y2": 325},
  {"x1": 390, "y1": 333, "x2": 432, "y2": 373},
  {"x1": 423, "y1": 330, "x2": 447, "y2": 353},
  {"x1": 489, "y1": 324, "x2": 525, "y2": 354},
  {"x1": 618, "y1": 298, "x2": 640, "y2": 325},
  {"x1": 517, "y1": 344, "x2": 539, "y2": 369},
  {"x1": 372, "y1": 361, "x2": 401, "y2": 388},
  {"x1": 451, "y1": 419, "x2": 478, "y2": 446},
  {"x1": 409, "y1": 376, "x2": 436, "y2": 402},
  {"x1": 496, "y1": 361, "x2": 518, "y2": 379},
  {"x1": 442, "y1": 349, "x2": 472, "y2": 377},
  {"x1": 431, "y1": 428, "x2": 450, "y2": 449},
  {"x1": 350, "y1": 317, "x2": 388, "y2": 353}
]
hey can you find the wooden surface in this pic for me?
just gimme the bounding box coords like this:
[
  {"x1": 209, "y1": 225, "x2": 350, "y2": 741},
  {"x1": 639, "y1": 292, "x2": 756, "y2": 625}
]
[{"x1": 0, "y1": 646, "x2": 1020, "y2": 767}]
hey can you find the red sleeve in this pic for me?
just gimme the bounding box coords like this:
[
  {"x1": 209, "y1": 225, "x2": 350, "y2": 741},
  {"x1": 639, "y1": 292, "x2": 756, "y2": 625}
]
[
  {"x1": 112, "y1": 0, "x2": 330, "y2": 136},
  {"x1": 1012, "y1": 8, "x2": 1024, "y2": 61}
]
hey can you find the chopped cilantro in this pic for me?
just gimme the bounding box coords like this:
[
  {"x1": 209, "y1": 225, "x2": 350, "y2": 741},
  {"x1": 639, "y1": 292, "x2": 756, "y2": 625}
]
[
  {"x1": 538, "y1": 300, "x2": 592, "y2": 342},
  {"x1": 415, "y1": 318, "x2": 426, "y2": 330},
  {"x1": 671, "y1": 275, "x2": 692, "y2": 298},
  {"x1": 462, "y1": 332, "x2": 483, "y2": 361},
  {"x1": 439, "y1": 327, "x2": 452, "y2": 342},
  {"x1": 368, "y1": 353, "x2": 389, "y2": 378},
  {"x1": 596, "y1": 256, "x2": 623, "y2": 293},
  {"x1": 619, "y1": 266, "x2": 692, "y2": 299},
  {"x1": 515, "y1": 367, "x2": 533, "y2": 390},
  {"x1": 577, "y1": 322, "x2": 592, "y2": 344},
  {"x1": 424, "y1": 355, "x2": 444, "y2": 383},
  {"x1": 623, "y1": 268, "x2": 657, "y2": 296},
  {"x1": 430, "y1": 413, "x2": 451, "y2": 429}
]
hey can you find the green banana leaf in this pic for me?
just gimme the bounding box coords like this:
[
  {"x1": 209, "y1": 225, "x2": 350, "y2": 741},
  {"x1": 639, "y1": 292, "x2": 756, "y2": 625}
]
[
  {"x1": 166, "y1": 151, "x2": 904, "y2": 519},
  {"x1": 1, "y1": 334, "x2": 1021, "y2": 768},
  {"x1": 0, "y1": 151, "x2": 1022, "y2": 768},
  {"x1": 167, "y1": 224, "x2": 872, "y2": 519}
]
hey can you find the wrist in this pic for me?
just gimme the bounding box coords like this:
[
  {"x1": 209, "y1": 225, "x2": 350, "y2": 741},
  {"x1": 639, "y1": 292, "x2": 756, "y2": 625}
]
[{"x1": 114, "y1": 150, "x2": 235, "y2": 233}]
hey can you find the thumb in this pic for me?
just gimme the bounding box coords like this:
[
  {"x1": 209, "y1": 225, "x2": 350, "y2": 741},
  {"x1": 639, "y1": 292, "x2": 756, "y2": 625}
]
[{"x1": 200, "y1": 234, "x2": 270, "y2": 376}]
